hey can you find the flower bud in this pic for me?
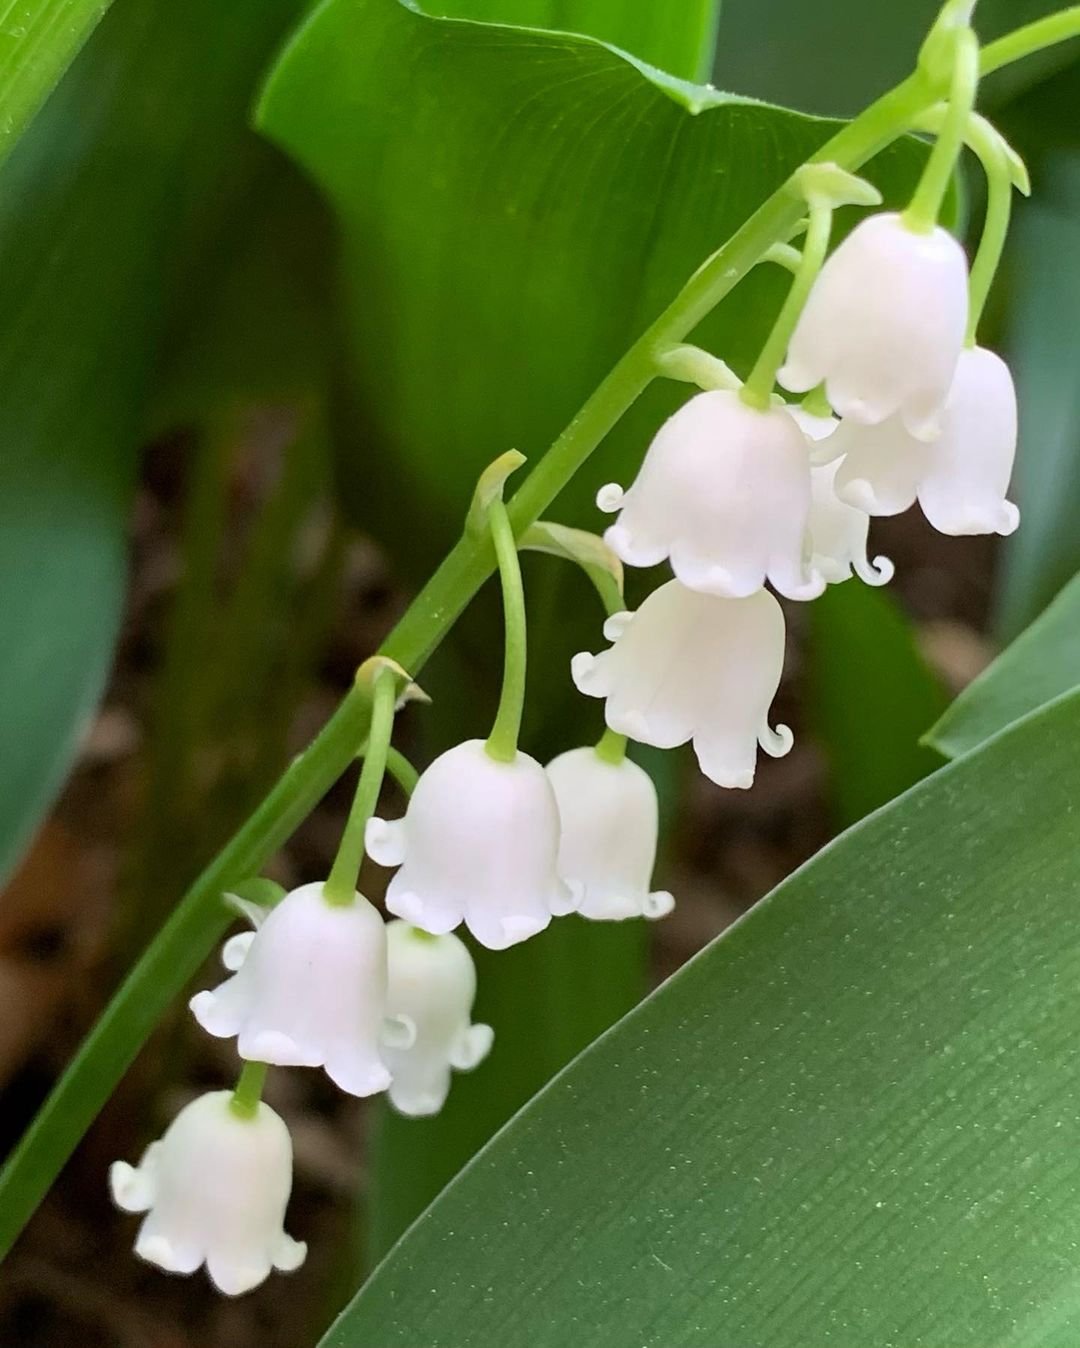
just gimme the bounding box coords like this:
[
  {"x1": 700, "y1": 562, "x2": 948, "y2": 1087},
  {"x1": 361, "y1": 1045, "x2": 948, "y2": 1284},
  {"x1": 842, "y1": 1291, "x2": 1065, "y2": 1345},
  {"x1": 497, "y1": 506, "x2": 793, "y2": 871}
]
[
  {"x1": 366, "y1": 740, "x2": 576, "y2": 950},
  {"x1": 190, "y1": 882, "x2": 391, "y2": 1098},
  {"x1": 546, "y1": 747, "x2": 673, "y2": 920},
  {"x1": 779, "y1": 212, "x2": 969, "y2": 440},
  {"x1": 598, "y1": 389, "x2": 823, "y2": 601},
  {"x1": 381, "y1": 922, "x2": 493, "y2": 1116},
  {"x1": 571, "y1": 580, "x2": 791, "y2": 790},
  {"x1": 110, "y1": 1091, "x2": 305, "y2": 1296}
]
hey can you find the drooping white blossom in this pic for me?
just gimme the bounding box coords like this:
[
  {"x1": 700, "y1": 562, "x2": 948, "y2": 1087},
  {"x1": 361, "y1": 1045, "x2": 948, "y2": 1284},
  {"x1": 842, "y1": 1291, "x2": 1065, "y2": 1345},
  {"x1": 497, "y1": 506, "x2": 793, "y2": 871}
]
[
  {"x1": 779, "y1": 212, "x2": 969, "y2": 440},
  {"x1": 545, "y1": 746, "x2": 673, "y2": 921},
  {"x1": 110, "y1": 1091, "x2": 305, "y2": 1296},
  {"x1": 380, "y1": 921, "x2": 494, "y2": 1117},
  {"x1": 190, "y1": 882, "x2": 391, "y2": 1098},
  {"x1": 791, "y1": 407, "x2": 894, "y2": 586},
  {"x1": 366, "y1": 739, "x2": 576, "y2": 950},
  {"x1": 597, "y1": 389, "x2": 824, "y2": 601},
  {"x1": 830, "y1": 346, "x2": 1019, "y2": 537},
  {"x1": 571, "y1": 580, "x2": 791, "y2": 790}
]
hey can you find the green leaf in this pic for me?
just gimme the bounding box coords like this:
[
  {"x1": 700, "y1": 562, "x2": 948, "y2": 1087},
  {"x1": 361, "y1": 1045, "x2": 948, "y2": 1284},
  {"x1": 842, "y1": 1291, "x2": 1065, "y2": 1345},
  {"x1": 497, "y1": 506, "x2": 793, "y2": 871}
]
[
  {"x1": 993, "y1": 157, "x2": 1080, "y2": 641},
  {"x1": 0, "y1": 0, "x2": 307, "y2": 885},
  {"x1": 0, "y1": 0, "x2": 112, "y2": 171},
  {"x1": 0, "y1": 0, "x2": 322, "y2": 1251},
  {"x1": 256, "y1": 0, "x2": 932, "y2": 582},
  {"x1": 929, "y1": 568, "x2": 1080, "y2": 760},
  {"x1": 326, "y1": 686, "x2": 1080, "y2": 1348},
  {"x1": 430, "y1": 0, "x2": 720, "y2": 82},
  {"x1": 809, "y1": 582, "x2": 948, "y2": 827}
]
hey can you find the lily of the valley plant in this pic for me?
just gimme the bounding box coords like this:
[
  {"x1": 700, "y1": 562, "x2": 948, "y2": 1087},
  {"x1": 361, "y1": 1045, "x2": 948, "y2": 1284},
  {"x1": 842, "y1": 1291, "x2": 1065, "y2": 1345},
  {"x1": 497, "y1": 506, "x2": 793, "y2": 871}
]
[{"x1": 13, "y1": 0, "x2": 1077, "y2": 1301}]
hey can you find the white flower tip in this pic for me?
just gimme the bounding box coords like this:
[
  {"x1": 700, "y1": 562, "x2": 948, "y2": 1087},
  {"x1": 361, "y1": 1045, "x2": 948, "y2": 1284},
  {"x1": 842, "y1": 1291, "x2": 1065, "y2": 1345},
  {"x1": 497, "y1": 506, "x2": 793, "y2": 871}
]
[
  {"x1": 109, "y1": 1161, "x2": 153, "y2": 1214},
  {"x1": 759, "y1": 721, "x2": 794, "y2": 760},
  {"x1": 189, "y1": 989, "x2": 236, "y2": 1039},
  {"x1": 221, "y1": 931, "x2": 255, "y2": 973},
  {"x1": 388, "y1": 889, "x2": 459, "y2": 934},
  {"x1": 207, "y1": 1255, "x2": 273, "y2": 1297},
  {"x1": 325, "y1": 1055, "x2": 392, "y2": 1098},
  {"x1": 136, "y1": 1233, "x2": 185, "y2": 1274},
  {"x1": 380, "y1": 1013, "x2": 418, "y2": 1051},
  {"x1": 929, "y1": 500, "x2": 1020, "y2": 537},
  {"x1": 450, "y1": 1021, "x2": 495, "y2": 1071},
  {"x1": 365, "y1": 816, "x2": 406, "y2": 867},
  {"x1": 549, "y1": 877, "x2": 582, "y2": 916},
  {"x1": 780, "y1": 567, "x2": 827, "y2": 601},
  {"x1": 274, "y1": 1234, "x2": 308, "y2": 1274},
  {"x1": 618, "y1": 710, "x2": 652, "y2": 743},
  {"x1": 904, "y1": 409, "x2": 945, "y2": 443},
  {"x1": 999, "y1": 502, "x2": 1020, "y2": 536},
  {"x1": 601, "y1": 610, "x2": 633, "y2": 642},
  {"x1": 642, "y1": 890, "x2": 676, "y2": 921},
  {"x1": 777, "y1": 360, "x2": 814, "y2": 395},
  {"x1": 245, "y1": 1030, "x2": 302, "y2": 1064},
  {"x1": 570, "y1": 650, "x2": 599, "y2": 692},
  {"x1": 389, "y1": 1086, "x2": 448, "y2": 1118},
  {"x1": 856, "y1": 553, "x2": 895, "y2": 586},
  {"x1": 596, "y1": 482, "x2": 625, "y2": 513},
  {"x1": 838, "y1": 477, "x2": 883, "y2": 514}
]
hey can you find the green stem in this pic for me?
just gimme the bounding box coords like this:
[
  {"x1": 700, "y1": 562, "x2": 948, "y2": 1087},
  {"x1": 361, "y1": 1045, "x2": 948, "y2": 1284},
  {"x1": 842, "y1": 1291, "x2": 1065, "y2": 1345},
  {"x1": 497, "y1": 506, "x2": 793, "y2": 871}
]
[
  {"x1": 801, "y1": 383, "x2": 833, "y2": 418},
  {"x1": 485, "y1": 499, "x2": 528, "y2": 763},
  {"x1": 741, "y1": 201, "x2": 833, "y2": 409},
  {"x1": 979, "y1": 7, "x2": 1080, "y2": 76},
  {"x1": 230, "y1": 1061, "x2": 268, "y2": 1119},
  {"x1": 324, "y1": 668, "x2": 398, "y2": 904},
  {"x1": 385, "y1": 745, "x2": 420, "y2": 797},
  {"x1": 904, "y1": 28, "x2": 979, "y2": 232},
  {"x1": 595, "y1": 726, "x2": 628, "y2": 766},
  {"x1": 965, "y1": 125, "x2": 1014, "y2": 343}
]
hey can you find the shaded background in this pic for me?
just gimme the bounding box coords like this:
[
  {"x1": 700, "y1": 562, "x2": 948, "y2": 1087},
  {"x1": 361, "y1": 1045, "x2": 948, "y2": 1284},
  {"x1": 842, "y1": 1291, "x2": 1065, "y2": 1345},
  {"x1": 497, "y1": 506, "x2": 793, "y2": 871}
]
[{"x1": 0, "y1": 0, "x2": 1077, "y2": 1343}]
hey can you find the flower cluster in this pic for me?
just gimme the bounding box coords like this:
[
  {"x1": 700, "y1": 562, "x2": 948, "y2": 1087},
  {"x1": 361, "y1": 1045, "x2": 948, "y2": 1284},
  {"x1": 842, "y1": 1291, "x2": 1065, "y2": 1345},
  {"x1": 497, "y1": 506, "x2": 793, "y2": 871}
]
[
  {"x1": 578, "y1": 209, "x2": 1019, "y2": 789},
  {"x1": 111, "y1": 9, "x2": 1030, "y2": 1296}
]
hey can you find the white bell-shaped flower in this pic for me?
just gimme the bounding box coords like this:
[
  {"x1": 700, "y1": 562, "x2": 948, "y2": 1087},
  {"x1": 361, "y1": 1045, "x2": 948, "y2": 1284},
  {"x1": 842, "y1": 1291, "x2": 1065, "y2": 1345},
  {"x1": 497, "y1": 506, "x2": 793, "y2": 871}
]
[
  {"x1": 571, "y1": 579, "x2": 791, "y2": 790},
  {"x1": 792, "y1": 407, "x2": 894, "y2": 587},
  {"x1": 545, "y1": 747, "x2": 673, "y2": 921},
  {"x1": 779, "y1": 212, "x2": 969, "y2": 440},
  {"x1": 597, "y1": 389, "x2": 824, "y2": 601},
  {"x1": 366, "y1": 739, "x2": 576, "y2": 950},
  {"x1": 110, "y1": 1091, "x2": 305, "y2": 1296},
  {"x1": 916, "y1": 345, "x2": 1019, "y2": 536},
  {"x1": 831, "y1": 347, "x2": 1019, "y2": 537},
  {"x1": 380, "y1": 921, "x2": 494, "y2": 1117},
  {"x1": 189, "y1": 882, "x2": 391, "y2": 1098}
]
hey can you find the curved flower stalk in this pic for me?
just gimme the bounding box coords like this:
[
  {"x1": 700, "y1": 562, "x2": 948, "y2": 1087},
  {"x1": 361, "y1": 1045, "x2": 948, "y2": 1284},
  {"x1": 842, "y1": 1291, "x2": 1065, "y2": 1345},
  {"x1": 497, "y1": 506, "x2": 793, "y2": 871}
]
[
  {"x1": 367, "y1": 739, "x2": 576, "y2": 949},
  {"x1": 190, "y1": 882, "x2": 391, "y2": 1097},
  {"x1": 571, "y1": 580, "x2": 791, "y2": 790},
  {"x1": 829, "y1": 346, "x2": 1019, "y2": 536},
  {"x1": 779, "y1": 212, "x2": 969, "y2": 439},
  {"x1": 546, "y1": 746, "x2": 674, "y2": 921},
  {"x1": 110, "y1": 1091, "x2": 305, "y2": 1296},
  {"x1": 381, "y1": 922, "x2": 494, "y2": 1116},
  {"x1": 598, "y1": 389, "x2": 824, "y2": 601}
]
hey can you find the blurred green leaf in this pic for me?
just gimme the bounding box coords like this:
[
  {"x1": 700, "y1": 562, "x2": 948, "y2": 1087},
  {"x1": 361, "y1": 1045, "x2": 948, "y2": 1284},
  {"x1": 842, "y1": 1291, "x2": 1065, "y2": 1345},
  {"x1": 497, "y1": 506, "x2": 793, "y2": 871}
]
[
  {"x1": 712, "y1": 0, "x2": 1072, "y2": 117},
  {"x1": 809, "y1": 582, "x2": 948, "y2": 827},
  {"x1": 257, "y1": 0, "x2": 933, "y2": 582},
  {"x1": 930, "y1": 568, "x2": 1080, "y2": 759},
  {"x1": 327, "y1": 685, "x2": 1080, "y2": 1348},
  {"x1": 0, "y1": 0, "x2": 313, "y2": 887},
  {"x1": 994, "y1": 156, "x2": 1080, "y2": 640}
]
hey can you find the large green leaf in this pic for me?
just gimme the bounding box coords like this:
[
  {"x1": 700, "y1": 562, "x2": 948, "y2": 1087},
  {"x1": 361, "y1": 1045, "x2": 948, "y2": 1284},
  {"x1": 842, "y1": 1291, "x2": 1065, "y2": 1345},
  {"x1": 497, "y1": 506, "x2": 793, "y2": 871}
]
[
  {"x1": 257, "y1": 0, "x2": 931, "y2": 581},
  {"x1": 929, "y1": 568, "x2": 1080, "y2": 759},
  {"x1": 431, "y1": 0, "x2": 720, "y2": 81},
  {"x1": 0, "y1": 0, "x2": 310, "y2": 890},
  {"x1": 326, "y1": 685, "x2": 1080, "y2": 1347},
  {"x1": 809, "y1": 582, "x2": 948, "y2": 827}
]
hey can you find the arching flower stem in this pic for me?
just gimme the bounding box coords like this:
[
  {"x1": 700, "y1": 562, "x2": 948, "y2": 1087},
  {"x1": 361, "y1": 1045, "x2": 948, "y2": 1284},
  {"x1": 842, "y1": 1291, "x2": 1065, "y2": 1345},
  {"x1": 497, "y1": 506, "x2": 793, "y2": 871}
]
[
  {"x1": 904, "y1": 26, "x2": 980, "y2": 233},
  {"x1": 741, "y1": 200, "x2": 834, "y2": 410},
  {"x1": 229, "y1": 1060, "x2": 268, "y2": 1120},
  {"x1": 485, "y1": 497, "x2": 529, "y2": 764},
  {"x1": 324, "y1": 664, "x2": 399, "y2": 905},
  {"x1": 965, "y1": 123, "x2": 1019, "y2": 342}
]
